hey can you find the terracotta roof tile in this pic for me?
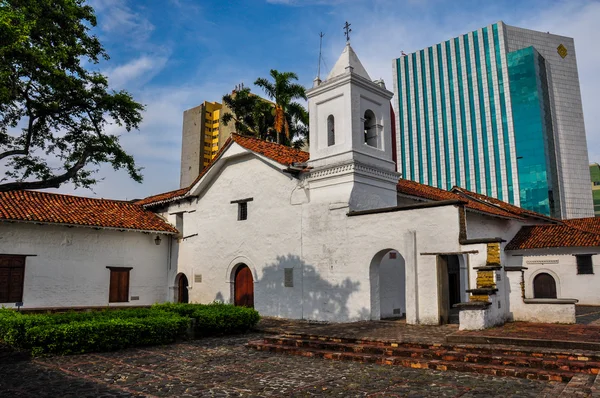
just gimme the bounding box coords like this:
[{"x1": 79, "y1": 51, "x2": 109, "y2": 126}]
[
  {"x1": 451, "y1": 186, "x2": 554, "y2": 221},
  {"x1": 231, "y1": 134, "x2": 309, "y2": 165},
  {"x1": 0, "y1": 190, "x2": 178, "y2": 233},
  {"x1": 137, "y1": 134, "x2": 309, "y2": 207},
  {"x1": 396, "y1": 179, "x2": 521, "y2": 220},
  {"x1": 563, "y1": 217, "x2": 600, "y2": 235},
  {"x1": 134, "y1": 187, "x2": 187, "y2": 207},
  {"x1": 506, "y1": 223, "x2": 600, "y2": 250}
]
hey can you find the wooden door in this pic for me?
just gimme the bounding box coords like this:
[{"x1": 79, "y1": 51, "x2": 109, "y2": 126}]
[
  {"x1": 0, "y1": 255, "x2": 25, "y2": 303},
  {"x1": 533, "y1": 273, "x2": 557, "y2": 299},
  {"x1": 177, "y1": 274, "x2": 189, "y2": 303},
  {"x1": 437, "y1": 256, "x2": 449, "y2": 324},
  {"x1": 234, "y1": 265, "x2": 254, "y2": 308},
  {"x1": 109, "y1": 269, "x2": 130, "y2": 303}
]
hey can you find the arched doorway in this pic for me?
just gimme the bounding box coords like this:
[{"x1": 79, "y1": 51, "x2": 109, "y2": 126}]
[
  {"x1": 234, "y1": 264, "x2": 254, "y2": 308},
  {"x1": 369, "y1": 249, "x2": 406, "y2": 320},
  {"x1": 533, "y1": 273, "x2": 557, "y2": 298},
  {"x1": 175, "y1": 273, "x2": 189, "y2": 303}
]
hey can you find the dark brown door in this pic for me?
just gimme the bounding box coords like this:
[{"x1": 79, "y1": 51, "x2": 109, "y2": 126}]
[
  {"x1": 234, "y1": 265, "x2": 254, "y2": 308},
  {"x1": 533, "y1": 273, "x2": 557, "y2": 299},
  {"x1": 109, "y1": 268, "x2": 130, "y2": 303},
  {"x1": 0, "y1": 255, "x2": 25, "y2": 303},
  {"x1": 177, "y1": 274, "x2": 189, "y2": 303},
  {"x1": 447, "y1": 255, "x2": 461, "y2": 307}
]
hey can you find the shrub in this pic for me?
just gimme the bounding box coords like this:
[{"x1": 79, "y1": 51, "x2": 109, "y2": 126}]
[
  {"x1": 154, "y1": 302, "x2": 260, "y2": 336},
  {"x1": 0, "y1": 308, "x2": 189, "y2": 356}
]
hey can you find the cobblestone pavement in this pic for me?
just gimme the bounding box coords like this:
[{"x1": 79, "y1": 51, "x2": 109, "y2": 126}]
[
  {"x1": 257, "y1": 317, "x2": 457, "y2": 344},
  {"x1": 454, "y1": 321, "x2": 600, "y2": 343},
  {"x1": 577, "y1": 305, "x2": 600, "y2": 326},
  {"x1": 0, "y1": 334, "x2": 562, "y2": 397}
]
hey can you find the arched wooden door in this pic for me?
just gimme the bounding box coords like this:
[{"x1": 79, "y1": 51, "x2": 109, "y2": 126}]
[
  {"x1": 177, "y1": 273, "x2": 189, "y2": 303},
  {"x1": 533, "y1": 273, "x2": 557, "y2": 299},
  {"x1": 234, "y1": 265, "x2": 254, "y2": 308}
]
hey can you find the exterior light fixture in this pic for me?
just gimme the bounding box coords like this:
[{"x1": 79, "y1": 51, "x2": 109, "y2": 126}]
[{"x1": 154, "y1": 235, "x2": 162, "y2": 245}]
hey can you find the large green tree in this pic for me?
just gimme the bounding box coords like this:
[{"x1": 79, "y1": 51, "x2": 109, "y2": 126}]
[
  {"x1": 0, "y1": 0, "x2": 144, "y2": 191},
  {"x1": 221, "y1": 87, "x2": 274, "y2": 139},
  {"x1": 254, "y1": 70, "x2": 307, "y2": 145}
]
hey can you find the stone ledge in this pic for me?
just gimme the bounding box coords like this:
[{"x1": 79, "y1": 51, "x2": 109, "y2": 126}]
[
  {"x1": 473, "y1": 265, "x2": 502, "y2": 271},
  {"x1": 466, "y1": 288, "x2": 498, "y2": 295},
  {"x1": 523, "y1": 298, "x2": 579, "y2": 305},
  {"x1": 454, "y1": 301, "x2": 491, "y2": 309}
]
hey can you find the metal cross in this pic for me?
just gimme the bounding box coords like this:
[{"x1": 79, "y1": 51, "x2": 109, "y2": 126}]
[{"x1": 343, "y1": 21, "x2": 352, "y2": 42}]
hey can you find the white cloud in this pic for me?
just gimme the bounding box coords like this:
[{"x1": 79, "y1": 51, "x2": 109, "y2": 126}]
[
  {"x1": 88, "y1": 0, "x2": 155, "y2": 46},
  {"x1": 105, "y1": 54, "x2": 170, "y2": 89}
]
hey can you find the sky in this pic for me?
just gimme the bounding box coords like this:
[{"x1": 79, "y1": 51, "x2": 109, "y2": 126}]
[{"x1": 23, "y1": 0, "x2": 600, "y2": 200}]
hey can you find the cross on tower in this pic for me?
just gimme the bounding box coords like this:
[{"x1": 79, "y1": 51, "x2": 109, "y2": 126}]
[{"x1": 343, "y1": 21, "x2": 352, "y2": 42}]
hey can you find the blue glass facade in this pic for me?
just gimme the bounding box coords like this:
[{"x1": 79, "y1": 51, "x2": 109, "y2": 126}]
[
  {"x1": 507, "y1": 46, "x2": 556, "y2": 216},
  {"x1": 393, "y1": 22, "x2": 559, "y2": 217}
]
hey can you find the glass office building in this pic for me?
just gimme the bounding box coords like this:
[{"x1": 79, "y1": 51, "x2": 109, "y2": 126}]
[{"x1": 392, "y1": 21, "x2": 593, "y2": 218}]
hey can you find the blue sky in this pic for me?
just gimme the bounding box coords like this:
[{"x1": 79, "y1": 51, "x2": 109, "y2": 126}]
[{"x1": 48, "y1": 0, "x2": 600, "y2": 199}]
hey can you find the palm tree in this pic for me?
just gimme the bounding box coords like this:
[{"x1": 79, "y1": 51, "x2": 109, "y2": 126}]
[{"x1": 254, "y1": 70, "x2": 307, "y2": 144}]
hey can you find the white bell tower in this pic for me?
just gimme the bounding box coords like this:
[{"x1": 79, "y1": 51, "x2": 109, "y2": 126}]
[{"x1": 305, "y1": 42, "x2": 400, "y2": 211}]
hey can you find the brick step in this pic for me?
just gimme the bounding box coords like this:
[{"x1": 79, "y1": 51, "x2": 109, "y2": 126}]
[
  {"x1": 276, "y1": 333, "x2": 600, "y2": 363},
  {"x1": 262, "y1": 336, "x2": 600, "y2": 374},
  {"x1": 246, "y1": 340, "x2": 576, "y2": 382}
]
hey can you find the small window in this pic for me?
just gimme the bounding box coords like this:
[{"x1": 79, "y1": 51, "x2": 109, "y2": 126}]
[
  {"x1": 327, "y1": 115, "x2": 335, "y2": 146},
  {"x1": 0, "y1": 255, "x2": 26, "y2": 303},
  {"x1": 363, "y1": 109, "x2": 378, "y2": 147},
  {"x1": 238, "y1": 202, "x2": 248, "y2": 221},
  {"x1": 107, "y1": 267, "x2": 131, "y2": 303},
  {"x1": 594, "y1": 181, "x2": 600, "y2": 186},
  {"x1": 576, "y1": 255, "x2": 594, "y2": 274}
]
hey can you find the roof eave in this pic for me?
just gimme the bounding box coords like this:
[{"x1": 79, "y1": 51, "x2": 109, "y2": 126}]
[{"x1": 0, "y1": 219, "x2": 178, "y2": 235}]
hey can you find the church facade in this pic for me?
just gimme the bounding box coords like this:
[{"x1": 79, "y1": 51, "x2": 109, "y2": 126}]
[{"x1": 1, "y1": 44, "x2": 599, "y2": 330}]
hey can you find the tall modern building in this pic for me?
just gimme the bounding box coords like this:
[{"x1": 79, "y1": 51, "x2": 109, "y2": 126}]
[
  {"x1": 590, "y1": 163, "x2": 600, "y2": 217},
  {"x1": 179, "y1": 101, "x2": 222, "y2": 188},
  {"x1": 392, "y1": 21, "x2": 593, "y2": 218}
]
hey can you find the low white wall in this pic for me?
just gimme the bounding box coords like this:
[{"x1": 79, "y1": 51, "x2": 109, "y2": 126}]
[
  {"x1": 506, "y1": 268, "x2": 576, "y2": 324},
  {"x1": 513, "y1": 300, "x2": 577, "y2": 324},
  {"x1": 0, "y1": 222, "x2": 171, "y2": 309}
]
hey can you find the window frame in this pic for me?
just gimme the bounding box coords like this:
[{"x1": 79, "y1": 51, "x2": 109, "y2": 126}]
[
  {"x1": 576, "y1": 254, "x2": 594, "y2": 275},
  {"x1": 231, "y1": 198, "x2": 253, "y2": 221},
  {"x1": 107, "y1": 266, "x2": 132, "y2": 303}
]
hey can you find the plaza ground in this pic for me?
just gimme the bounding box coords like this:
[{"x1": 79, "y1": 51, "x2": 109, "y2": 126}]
[{"x1": 0, "y1": 334, "x2": 564, "y2": 397}]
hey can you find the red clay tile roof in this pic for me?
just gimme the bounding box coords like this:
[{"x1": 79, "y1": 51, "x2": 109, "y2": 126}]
[
  {"x1": 0, "y1": 190, "x2": 178, "y2": 233},
  {"x1": 137, "y1": 134, "x2": 309, "y2": 207},
  {"x1": 396, "y1": 179, "x2": 521, "y2": 220},
  {"x1": 134, "y1": 187, "x2": 187, "y2": 207},
  {"x1": 231, "y1": 134, "x2": 309, "y2": 165},
  {"x1": 451, "y1": 186, "x2": 555, "y2": 221},
  {"x1": 506, "y1": 223, "x2": 600, "y2": 250},
  {"x1": 563, "y1": 217, "x2": 600, "y2": 235}
]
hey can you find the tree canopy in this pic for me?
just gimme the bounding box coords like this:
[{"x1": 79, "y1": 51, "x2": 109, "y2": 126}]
[
  {"x1": 0, "y1": 0, "x2": 144, "y2": 192},
  {"x1": 221, "y1": 70, "x2": 308, "y2": 148}
]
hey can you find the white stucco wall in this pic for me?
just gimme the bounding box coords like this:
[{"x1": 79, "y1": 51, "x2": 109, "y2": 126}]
[
  {"x1": 0, "y1": 222, "x2": 171, "y2": 309},
  {"x1": 506, "y1": 248, "x2": 600, "y2": 305},
  {"x1": 168, "y1": 148, "x2": 465, "y2": 325}
]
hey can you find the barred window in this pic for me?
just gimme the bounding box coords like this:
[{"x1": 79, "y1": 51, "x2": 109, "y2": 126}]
[{"x1": 576, "y1": 255, "x2": 594, "y2": 274}]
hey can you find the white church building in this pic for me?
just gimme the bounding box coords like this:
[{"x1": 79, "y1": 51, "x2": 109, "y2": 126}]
[{"x1": 1, "y1": 44, "x2": 599, "y2": 330}]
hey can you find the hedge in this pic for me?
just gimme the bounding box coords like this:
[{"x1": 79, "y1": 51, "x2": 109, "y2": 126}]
[
  {"x1": 0, "y1": 308, "x2": 189, "y2": 356},
  {"x1": 153, "y1": 302, "x2": 260, "y2": 336},
  {"x1": 0, "y1": 303, "x2": 260, "y2": 356}
]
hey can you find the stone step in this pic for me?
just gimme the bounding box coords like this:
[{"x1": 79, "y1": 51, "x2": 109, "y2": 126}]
[
  {"x1": 261, "y1": 336, "x2": 600, "y2": 374},
  {"x1": 275, "y1": 333, "x2": 600, "y2": 364},
  {"x1": 247, "y1": 340, "x2": 577, "y2": 382},
  {"x1": 559, "y1": 374, "x2": 595, "y2": 397}
]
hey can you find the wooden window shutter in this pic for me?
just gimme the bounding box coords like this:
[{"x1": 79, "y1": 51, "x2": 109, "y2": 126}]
[{"x1": 0, "y1": 255, "x2": 26, "y2": 303}]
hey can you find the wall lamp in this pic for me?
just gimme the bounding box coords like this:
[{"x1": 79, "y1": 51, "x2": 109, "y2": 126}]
[{"x1": 154, "y1": 235, "x2": 162, "y2": 245}]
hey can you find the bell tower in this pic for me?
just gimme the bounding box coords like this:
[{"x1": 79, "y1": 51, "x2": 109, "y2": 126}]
[{"x1": 304, "y1": 40, "x2": 400, "y2": 211}]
